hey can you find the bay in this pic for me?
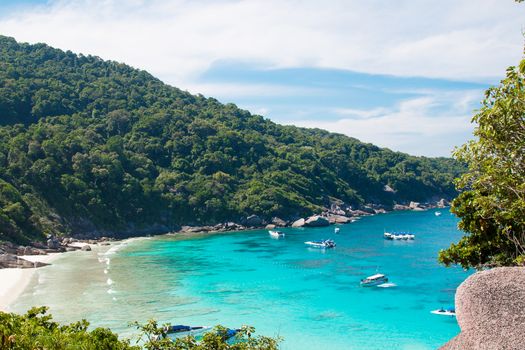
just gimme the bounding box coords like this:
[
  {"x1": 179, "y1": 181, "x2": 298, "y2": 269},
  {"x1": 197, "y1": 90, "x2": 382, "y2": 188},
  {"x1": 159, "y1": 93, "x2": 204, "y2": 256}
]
[{"x1": 11, "y1": 209, "x2": 468, "y2": 349}]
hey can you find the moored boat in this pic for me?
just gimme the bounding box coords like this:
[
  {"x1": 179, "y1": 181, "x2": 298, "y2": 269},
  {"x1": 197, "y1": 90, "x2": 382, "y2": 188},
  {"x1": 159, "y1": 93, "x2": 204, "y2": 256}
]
[
  {"x1": 334, "y1": 227, "x2": 340, "y2": 234},
  {"x1": 384, "y1": 231, "x2": 415, "y2": 240},
  {"x1": 360, "y1": 273, "x2": 388, "y2": 287},
  {"x1": 435, "y1": 211, "x2": 442, "y2": 216},
  {"x1": 269, "y1": 230, "x2": 285, "y2": 238},
  {"x1": 304, "y1": 239, "x2": 336, "y2": 249},
  {"x1": 165, "y1": 325, "x2": 211, "y2": 337},
  {"x1": 430, "y1": 307, "x2": 456, "y2": 316}
]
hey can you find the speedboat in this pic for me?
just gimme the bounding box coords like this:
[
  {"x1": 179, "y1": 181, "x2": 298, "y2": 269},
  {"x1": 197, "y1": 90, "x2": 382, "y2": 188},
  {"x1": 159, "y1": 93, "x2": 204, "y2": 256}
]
[
  {"x1": 431, "y1": 307, "x2": 456, "y2": 316},
  {"x1": 269, "y1": 230, "x2": 285, "y2": 238},
  {"x1": 360, "y1": 273, "x2": 388, "y2": 287},
  {"x1": 334, "y1": 227, "x2": 340, "y2": 234},
  {"x1": 384, "y1": 232, "x2": 415, "y2": 240},
  {"x1": 435, "y1": 211, "x2": 442, "y2": 216},
  {"x1": 304, "y1": 239, "x2": 336, "y2": 249},
  {"x1": 165, "y1": 325, "x2": 211, "y2": 337}
]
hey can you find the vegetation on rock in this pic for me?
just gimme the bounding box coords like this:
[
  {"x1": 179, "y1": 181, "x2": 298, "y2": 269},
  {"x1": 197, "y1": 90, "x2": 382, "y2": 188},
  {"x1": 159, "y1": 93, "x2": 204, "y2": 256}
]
[{"x1": 0, "y1": 35, "x2": 463, "y2": 244}]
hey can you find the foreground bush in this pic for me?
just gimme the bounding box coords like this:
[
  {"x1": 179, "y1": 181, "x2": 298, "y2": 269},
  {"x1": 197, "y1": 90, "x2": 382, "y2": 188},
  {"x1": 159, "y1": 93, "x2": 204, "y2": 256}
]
[
  {"x1": 0, "y1": 307, "x2": 280, "y2": 350},
  {"x1": 134, "y1": 320, "x2": 281, "y2": 350},
  {"x1": 0, "y1": 307, "x2": 137, "y2": 350}
]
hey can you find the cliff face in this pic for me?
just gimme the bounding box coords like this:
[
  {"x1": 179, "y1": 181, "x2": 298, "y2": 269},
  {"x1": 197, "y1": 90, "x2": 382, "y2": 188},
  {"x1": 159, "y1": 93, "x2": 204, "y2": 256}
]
[{"x1": 441, "y1": 267, "x2": 525, "y2": 350}]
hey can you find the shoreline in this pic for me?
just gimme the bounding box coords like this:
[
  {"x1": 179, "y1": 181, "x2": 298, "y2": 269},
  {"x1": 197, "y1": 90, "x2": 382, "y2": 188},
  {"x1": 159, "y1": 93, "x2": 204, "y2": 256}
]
[
  {"x1": 0, "y1": 253, "x2": 62, "y2": 312},
  {"x1": 0, "y1": 206, "x2": 449, "y2": 313},
  {"x1": 0, "y1": 238, "x2": 149, "y2": 313}
]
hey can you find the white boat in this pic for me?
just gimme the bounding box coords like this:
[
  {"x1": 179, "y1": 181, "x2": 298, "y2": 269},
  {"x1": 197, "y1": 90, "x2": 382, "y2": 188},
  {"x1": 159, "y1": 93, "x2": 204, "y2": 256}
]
[
  {"x1": 360, "y1": 273, "x2": 388, "y2": 287},
  {"x1": 269, "y1": 230, "x2": 285, "y2": 238},
  {"x1": 334, "y1": 227, "x2": 340, "y2": 234},
  {"x1": 384, "y1": 232, "x2": 415, "y2": 240},
  {"x1": 304, "y1": 239, "x2": 336, "y2": 249},
  {"x1": 435, "y1": 211, "x2": 442, "y2": 216},
  {"x1": 430, "y1": 308, "x2": 456, "y2": 316}
]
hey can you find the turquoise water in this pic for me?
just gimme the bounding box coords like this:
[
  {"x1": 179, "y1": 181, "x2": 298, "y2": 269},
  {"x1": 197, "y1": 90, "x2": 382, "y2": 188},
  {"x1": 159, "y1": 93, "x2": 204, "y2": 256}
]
[{"x1": 12, "y1": 209, "x2": 468, "y2": 349}]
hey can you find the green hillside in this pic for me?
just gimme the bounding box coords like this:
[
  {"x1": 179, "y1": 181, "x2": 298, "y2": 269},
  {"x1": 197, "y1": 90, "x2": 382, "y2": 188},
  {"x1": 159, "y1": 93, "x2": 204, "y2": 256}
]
[{"x1": 0, "y1": 35, "x2": 463, "y2": 243}]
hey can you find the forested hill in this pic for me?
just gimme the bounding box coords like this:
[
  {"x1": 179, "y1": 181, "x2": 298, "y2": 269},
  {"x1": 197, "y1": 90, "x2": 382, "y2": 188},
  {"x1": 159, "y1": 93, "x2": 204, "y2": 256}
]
[{"x1": 0, "y1": 35, "x2": 463, "y2": 243}]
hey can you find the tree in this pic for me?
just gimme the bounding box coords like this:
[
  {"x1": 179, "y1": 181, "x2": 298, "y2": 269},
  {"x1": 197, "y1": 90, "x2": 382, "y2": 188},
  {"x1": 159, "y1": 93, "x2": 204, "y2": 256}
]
[
  {"x1": 439, "y1": 58, "x2": 525, "y2": 269},
  {"x1": 0, "y1": 307, "x2": 138, "y2": 350},
  {"x1": 134, "y1": 320, "x2": 281, "y2": 350},
  {"x1": 0, "y1": 308, "x2": 281, "y2": 350}
]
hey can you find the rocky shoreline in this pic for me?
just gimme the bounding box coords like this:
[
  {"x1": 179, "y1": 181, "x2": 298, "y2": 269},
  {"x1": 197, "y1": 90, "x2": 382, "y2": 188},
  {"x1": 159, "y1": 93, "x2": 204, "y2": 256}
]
[
  {"x1": 0, "y1": 198, "x2": 450, "y2": 269},
  {"x1": 0, "y1": 237, "x2": 112, "y2": 269}
]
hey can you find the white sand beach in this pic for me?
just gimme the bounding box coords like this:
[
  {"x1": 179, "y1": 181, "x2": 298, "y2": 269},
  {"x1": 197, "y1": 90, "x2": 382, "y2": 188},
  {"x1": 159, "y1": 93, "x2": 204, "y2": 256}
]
[{"x1": 0, "y1": 253, "x2": 61, "y2": 312}]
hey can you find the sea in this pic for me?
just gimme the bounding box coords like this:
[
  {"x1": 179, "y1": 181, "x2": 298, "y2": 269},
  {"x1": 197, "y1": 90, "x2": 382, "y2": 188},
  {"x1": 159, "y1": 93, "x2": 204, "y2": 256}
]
[{"x1": 10, "y1": 208, "x2": 469, "y2": 349}]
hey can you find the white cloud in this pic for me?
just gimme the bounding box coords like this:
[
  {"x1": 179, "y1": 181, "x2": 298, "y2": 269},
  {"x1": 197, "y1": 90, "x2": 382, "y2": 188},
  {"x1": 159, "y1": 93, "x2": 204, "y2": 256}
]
[
  {"x1": 181, "y1": 82, "x2": 323, "y2": 98},
  {"x1": 287, "y1": 90, "x2": 480, "y2": 157},
  {"x1": 333, "y1": 107, "x2": 395, "y2": 120},
  {"x1": 0, "y1": 0, "x2": 523, "y2": 88}
]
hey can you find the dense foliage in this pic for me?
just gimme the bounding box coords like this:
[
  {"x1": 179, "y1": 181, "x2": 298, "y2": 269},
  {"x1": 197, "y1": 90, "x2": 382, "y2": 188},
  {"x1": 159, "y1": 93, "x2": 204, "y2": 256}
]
[
  {"x1": 0, "y1": 307, "x2": 279, "y2": 350},
  {"x1": 135, "y1": 320, "x2": 280, "y2": 350},
  {"x1": 0, "y1": 307, "x2": 137, "y2": 350},
  {"x1": 0, "y1": 35, "x2": 463, "y2": 243},
  {"x1": 439, "y1": 58, "x2": 525, "y2": 269}
]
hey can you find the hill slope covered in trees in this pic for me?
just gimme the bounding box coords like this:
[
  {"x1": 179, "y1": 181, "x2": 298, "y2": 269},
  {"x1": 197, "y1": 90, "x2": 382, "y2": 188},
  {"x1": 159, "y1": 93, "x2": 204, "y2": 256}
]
[{"x1": 0, "y1": 36, "x2": 463, "y2": 243}]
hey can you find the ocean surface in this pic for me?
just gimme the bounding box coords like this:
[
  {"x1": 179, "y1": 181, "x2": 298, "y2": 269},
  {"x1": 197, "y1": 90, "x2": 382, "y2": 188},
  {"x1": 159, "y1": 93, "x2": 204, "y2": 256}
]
[{"x1": 11, "y1": 209, "x2": 469, "y2": 349}]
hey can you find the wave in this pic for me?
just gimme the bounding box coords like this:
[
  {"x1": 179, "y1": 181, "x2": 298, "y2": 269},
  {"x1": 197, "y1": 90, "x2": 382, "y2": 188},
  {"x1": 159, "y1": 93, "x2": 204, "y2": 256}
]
[{"x1": 104, "y1": 236, "x2": 152, "y2": 256}]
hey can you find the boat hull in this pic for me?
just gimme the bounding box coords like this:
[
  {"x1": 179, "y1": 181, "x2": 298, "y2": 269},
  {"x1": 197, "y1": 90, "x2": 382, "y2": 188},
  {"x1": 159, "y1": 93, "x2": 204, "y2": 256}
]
[
  {"x1": 304, "y1": 240, "x2": 336, "y2": 249},
  {"x1": 360, "y1": 278, "x2": 388, "y2": 287},
  {"x1": 430, "y1": 310, "x2": 456, "y2": 316}
]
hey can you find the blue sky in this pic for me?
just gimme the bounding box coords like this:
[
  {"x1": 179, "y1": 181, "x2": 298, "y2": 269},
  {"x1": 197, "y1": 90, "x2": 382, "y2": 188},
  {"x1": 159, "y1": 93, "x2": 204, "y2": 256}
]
[{"x1": 0, "y1": 0, "x2": 524, "y2": 156}]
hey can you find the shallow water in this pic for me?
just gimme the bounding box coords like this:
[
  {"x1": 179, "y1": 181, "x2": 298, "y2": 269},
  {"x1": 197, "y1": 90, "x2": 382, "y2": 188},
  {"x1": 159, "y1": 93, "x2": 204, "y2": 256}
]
[{"x1": 12, "y1": 209, "x2": 468, "y2": 349}]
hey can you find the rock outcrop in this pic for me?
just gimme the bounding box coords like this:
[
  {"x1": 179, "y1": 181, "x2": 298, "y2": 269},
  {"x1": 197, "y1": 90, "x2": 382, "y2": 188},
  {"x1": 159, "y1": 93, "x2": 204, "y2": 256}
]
[
  {"x1": 409, "y1": 201, "x2": 424, "y2": 211},
  {"x1": 327, "y1": 215, "x2": 352, "y2": 224},
  {"x1": 292, "y1": 218, "x2": 305, "y2": 228},
  {"x1": 441, "y1": 267, "x2": 525, "y2": 350},
  {"x1": 305, "y1": 215, "x2": 330, "y2": 227},
  {"x1": 178, "y1": 222, "x2": 247, "y2": 234},
  {"x1": 271, "y1": 217, "x2": 287, "y2": 227},
  {"x1": 437, "y1": 198, "x2": 450, "y2": 208},
  {"x1": 0, "y1": 254, "x2": 49, "y2": 269},
  {"x1": 245, "y1": 215, "x2": 263, "y2": 227}
]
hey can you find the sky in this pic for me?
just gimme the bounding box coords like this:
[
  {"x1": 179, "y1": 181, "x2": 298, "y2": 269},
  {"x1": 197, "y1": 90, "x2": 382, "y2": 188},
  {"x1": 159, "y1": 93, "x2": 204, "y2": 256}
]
[{"x1": 0, "y1": 0, "x2": 524, "y2": 157}]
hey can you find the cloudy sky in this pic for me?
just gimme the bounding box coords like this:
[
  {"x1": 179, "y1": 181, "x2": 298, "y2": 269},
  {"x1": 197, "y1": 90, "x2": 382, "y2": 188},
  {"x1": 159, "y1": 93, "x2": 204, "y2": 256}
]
[{"x1": 1, "y1": 0, "x2": 524, "y2": 156}]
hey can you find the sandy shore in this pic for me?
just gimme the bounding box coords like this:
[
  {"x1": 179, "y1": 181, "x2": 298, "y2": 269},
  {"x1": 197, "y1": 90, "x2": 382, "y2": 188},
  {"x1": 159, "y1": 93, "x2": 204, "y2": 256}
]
[{"x1": 0, "y1": 253, "x2": 62, "y2": 312}]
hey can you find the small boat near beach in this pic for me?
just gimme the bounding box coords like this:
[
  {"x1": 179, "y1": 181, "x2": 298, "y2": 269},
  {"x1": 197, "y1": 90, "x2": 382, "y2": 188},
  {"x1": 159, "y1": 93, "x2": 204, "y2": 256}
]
[
  {"x1": 304, "y1": 239, "x2": 336, "y2": 249},
  {"x1": 360, "y1": 273, "x2": 388, "y2": 287},
  {"x1": 384, "y1": 231, "x2": 415, "y2": 240},
  {"x1": 268, "y1": 230, "x2": 285, "y2": 238},
  {"x1": 431, "y1": 307, "x2": 456, "y2": 316},
  {"x1": 334, "y1": 227, "x2": 340, "y2": 234},
  {"x1": 435, "y1": 211, "x2": 442, "y2": 216},
  {"x1": 165, "y1": 325, "x2": 211, "y2": 337}
]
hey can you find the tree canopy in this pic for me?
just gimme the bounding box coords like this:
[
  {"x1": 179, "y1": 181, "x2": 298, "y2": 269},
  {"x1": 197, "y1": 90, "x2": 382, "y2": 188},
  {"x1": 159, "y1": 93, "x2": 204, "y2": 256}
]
[
  {"x1": 0, "y1": 35, "x2": 464, "y2": 243},
  {"x1": 439, "y1": 58, "x2": 525, "y2": 269},
  {"x1": 0, "y1": 307, "x2": 280, "y2": 350}
]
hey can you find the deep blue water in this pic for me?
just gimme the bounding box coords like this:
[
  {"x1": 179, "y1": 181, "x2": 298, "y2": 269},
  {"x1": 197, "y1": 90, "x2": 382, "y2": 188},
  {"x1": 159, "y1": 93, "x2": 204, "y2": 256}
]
[{"x1": 12, "y1": 209, "x2": 468, "y2": 349}]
